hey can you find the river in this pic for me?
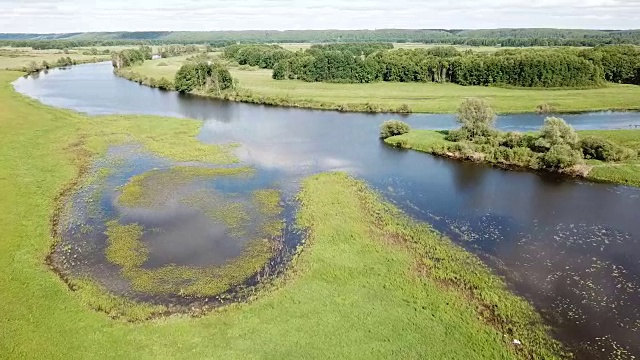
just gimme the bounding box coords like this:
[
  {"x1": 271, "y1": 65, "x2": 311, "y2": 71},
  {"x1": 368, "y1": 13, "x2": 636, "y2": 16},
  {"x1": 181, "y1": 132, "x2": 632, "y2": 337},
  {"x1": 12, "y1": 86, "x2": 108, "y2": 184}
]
[{"x1": 14, "y1": 62, "x2": 640, "y2": 359}]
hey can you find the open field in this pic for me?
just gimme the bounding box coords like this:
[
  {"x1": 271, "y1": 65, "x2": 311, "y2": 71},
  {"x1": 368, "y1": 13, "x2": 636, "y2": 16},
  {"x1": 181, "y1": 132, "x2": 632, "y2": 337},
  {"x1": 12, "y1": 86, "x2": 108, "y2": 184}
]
[
  {"x1": 581, "y1": 130, "x2": 640, "y2": 186},
  {"x1": 0, "y1": 68, "x2": 564, "y2": 358},
  {"x1": 0, "y1": 47, "x2": 110, "y2": 71},
  {"x1": 386, "y1": 129, "x2": 640, "y2": 187},
  {"x1": 127, "y1": 56, "x2": 640, "y2": 114},
  {"x1": 391, "y1": 43, "x2": 569, "y2": 52}
]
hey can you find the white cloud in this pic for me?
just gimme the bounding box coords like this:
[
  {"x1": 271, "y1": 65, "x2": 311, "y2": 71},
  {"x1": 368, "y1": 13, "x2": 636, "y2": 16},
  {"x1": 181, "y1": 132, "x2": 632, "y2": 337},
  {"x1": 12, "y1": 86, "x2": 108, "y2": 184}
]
[{"x1": 1, "y1": 0, "x2": 639, "y2": 32}]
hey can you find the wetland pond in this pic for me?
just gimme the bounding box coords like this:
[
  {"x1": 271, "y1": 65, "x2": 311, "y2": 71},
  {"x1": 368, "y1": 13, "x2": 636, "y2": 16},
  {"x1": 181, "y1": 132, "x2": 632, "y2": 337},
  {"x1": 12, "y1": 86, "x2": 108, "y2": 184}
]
[{"x1": 15, "y1": 62, "x2": 640, "y2": 359}]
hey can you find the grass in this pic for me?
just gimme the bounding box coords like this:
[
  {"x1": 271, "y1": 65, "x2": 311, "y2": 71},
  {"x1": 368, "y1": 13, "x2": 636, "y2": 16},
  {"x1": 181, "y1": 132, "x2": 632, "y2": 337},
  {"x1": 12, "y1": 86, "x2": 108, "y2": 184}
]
[
  {"x1": 118, "y1": 167, "x2": 253, "y2": 207},
  {"x1": 0, "y1": 67, "x2": 565, "y2": 358},
  {"x1": 387, "y1": 129, "x2": 640, "y2": 187},
  {"x1": 125, "y1": 56, "x2": 640, "y2": 114},
  {"x1": 105, "y1": 221, "x2": 148, "y2": 268},
  {"x1": 0, "y1": 47, "x2": 110, "y2": 71},
  {"x1": 580, "y1": 130, "x2": 640, "y2": 186},
  {"x1": 83, "y1": 115, "x2": 238, "y2": 164},
  {"x1": 391, "y1": 43, "x2": 567, "y2": 52},
  {"x1": 274, "y1": 43, "x2": 572, "y2": 53},
  {"x1": 295, "y1": 172, "x2": 564, "y2": 359},
  {"x1": 252, "y1": 189, "x2": 284, "y2": 236}
]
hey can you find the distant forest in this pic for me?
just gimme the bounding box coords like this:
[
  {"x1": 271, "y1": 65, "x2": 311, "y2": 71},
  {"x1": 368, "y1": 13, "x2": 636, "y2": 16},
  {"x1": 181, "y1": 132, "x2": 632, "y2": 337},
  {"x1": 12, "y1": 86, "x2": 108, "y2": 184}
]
[{"x1": 2, "y1": 29, "x2": 640, "y2": 48}]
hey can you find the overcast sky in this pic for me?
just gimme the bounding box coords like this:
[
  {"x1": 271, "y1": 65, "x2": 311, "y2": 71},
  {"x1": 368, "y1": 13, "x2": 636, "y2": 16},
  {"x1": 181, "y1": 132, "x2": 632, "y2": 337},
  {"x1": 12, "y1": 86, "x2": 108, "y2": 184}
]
[{"x1": 1, "y1": 0, "x2": 639, "y2": 33}]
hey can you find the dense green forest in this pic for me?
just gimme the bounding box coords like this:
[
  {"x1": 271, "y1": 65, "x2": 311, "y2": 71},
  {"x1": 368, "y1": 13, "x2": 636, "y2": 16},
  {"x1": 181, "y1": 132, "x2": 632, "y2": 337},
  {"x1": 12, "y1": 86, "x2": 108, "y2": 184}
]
[
  {"x1": 2, "y1": 28, "x2": 640, "y2": 48},
  {"x1": 224, "y1": 44, "x2": 640, "y2": 88}
]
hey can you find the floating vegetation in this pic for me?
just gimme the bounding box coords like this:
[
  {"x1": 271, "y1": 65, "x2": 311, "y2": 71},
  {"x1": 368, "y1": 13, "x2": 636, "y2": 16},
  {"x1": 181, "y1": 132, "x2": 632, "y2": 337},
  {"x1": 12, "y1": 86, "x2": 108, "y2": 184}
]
[
  {"x1": 425, "y1": 211, "x2": 640, "y2": 359},
  {"x1": 51, "y1": 145, "x2": 292, "y2": 314},
  {"x1": 118, "y1": 166, "x2": 254, "y2": 207},
  {"x1": 105, "y1": 221, "x2": 147, "y2": 269}
]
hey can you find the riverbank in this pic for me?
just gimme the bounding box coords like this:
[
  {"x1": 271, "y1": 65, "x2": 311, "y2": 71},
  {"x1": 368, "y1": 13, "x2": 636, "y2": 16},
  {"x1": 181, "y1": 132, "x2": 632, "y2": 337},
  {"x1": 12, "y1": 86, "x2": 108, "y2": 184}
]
[
  {"x1": 0, "y1": 47, "x2": 110, "y2": 72},
  {"x1": 385, "y1": 129, "x2": 640, "y2": 187},
  {"x1": 120, "y1": 55, "x2": 640, "y2": 114},
  {"x1": 0, "y1": 69, "x2": 566, "y2": 358}
]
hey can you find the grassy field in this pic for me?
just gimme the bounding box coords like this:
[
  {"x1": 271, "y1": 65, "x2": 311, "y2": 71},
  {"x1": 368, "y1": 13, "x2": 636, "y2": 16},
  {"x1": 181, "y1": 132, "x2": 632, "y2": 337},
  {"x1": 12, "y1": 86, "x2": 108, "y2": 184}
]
[
  {"x1": 0, "y1": 68, "x2": 564, "y2": 358},
  {"x1": 391, "y1": 43, "x2": 563, "y2": 52},
  {"x1": 0, "y1": 47, "x2": 110, "y2": 71},
  {"x1": 581, "y1": 130, "x2": 640, "y2": 186},
  {"x1": 127, "y1": 56, "x2": 640, "y2": 114},
  {"x1": 386, "y1": 129, "x2": 640, "y2": 187},
  {"x1": 278, "y1": 43, "x2": 568, "y2": 52}
]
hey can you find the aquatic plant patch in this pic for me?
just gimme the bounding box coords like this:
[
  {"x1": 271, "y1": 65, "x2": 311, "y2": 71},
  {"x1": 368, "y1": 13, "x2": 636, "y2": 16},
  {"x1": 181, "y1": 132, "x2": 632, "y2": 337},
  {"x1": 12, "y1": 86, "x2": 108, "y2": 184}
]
[{"x1": 53, "y1": 147, "x2": 285, "y2": 307}]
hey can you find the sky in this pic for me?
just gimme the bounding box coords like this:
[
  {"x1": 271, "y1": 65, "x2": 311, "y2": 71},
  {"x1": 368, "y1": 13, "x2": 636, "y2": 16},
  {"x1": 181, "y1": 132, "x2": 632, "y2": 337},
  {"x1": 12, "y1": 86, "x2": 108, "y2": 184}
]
[{"x1": 1, "y1": 0, "x2": 639, "y2": 33}]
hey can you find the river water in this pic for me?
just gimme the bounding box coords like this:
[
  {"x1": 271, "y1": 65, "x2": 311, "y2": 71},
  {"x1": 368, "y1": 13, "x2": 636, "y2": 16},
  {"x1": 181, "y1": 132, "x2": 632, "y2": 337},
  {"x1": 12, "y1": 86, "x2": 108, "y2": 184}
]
[{"x1": 14, "y1": 62, "x2": 640, "y2": 359}]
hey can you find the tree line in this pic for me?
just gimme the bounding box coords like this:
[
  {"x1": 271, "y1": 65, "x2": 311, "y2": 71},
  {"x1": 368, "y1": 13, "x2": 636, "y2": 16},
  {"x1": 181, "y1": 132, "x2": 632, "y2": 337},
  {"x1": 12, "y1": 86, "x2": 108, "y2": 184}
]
[
  {"x1": 158, "y1": 45, "x2": 200, "y2": 58},
  {"x1": 225, "y1": 44, "x2": 640, "y2": 88},
  {"x1": 308, "y1": 43, "x2": 394, "y2": 56},
  {"x1": 111, "y1": 46, "x2": 152, "y2": 68},
  {"x1": 0, "y1": 39, "x2": 233, "y2": 50},
  {"x1": 3, "y1": 29, "x2": 640, "y2": 46},
  {"x1": 21, "y1": 56, "x2": 79, "y2": 73},
  {"x1": 223, "y1": 44, "x2": 292, "y2": 69},
  {"x1": 174, "y1": 62, "x2": 234, "y2": 94}
]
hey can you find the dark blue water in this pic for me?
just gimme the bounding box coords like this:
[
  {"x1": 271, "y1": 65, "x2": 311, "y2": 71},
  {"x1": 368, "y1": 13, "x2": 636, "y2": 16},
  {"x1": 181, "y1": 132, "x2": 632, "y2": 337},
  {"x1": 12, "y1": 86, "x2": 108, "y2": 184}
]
[{"x1": 15, "y1": 62, "x2": 640, "y2": 359}]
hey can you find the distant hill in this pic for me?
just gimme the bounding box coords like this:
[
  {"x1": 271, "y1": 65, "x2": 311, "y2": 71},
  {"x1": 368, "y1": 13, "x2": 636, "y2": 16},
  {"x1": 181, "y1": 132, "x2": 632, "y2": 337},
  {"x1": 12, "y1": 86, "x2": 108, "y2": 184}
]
[
  {"x1": 0, "y1": 30, "x2": 453, "y2": 42},
  {"x1": 0, "y1": 33, "x2": 83, "y2": 40},
  {"x1": 1, "y1": 29, "x2": 640, "y2": 46}
]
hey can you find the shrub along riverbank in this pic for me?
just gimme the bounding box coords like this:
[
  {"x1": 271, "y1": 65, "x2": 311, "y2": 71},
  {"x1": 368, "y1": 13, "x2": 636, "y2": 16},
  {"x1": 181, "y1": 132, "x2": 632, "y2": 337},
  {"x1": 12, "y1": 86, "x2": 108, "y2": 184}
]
[
  {"x1": 1, "y1": 68, "x2": 568, "y2": 358},
  {"x1": 383, "y1": 99, "x2": 640, "y2": 187}
]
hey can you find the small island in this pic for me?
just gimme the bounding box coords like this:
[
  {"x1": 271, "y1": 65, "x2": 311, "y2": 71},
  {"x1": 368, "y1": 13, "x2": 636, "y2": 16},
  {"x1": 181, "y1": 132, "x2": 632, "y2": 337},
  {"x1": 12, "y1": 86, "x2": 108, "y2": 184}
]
[{"x1": 382, "y1": 98, "x2": 640, "y2": 187}]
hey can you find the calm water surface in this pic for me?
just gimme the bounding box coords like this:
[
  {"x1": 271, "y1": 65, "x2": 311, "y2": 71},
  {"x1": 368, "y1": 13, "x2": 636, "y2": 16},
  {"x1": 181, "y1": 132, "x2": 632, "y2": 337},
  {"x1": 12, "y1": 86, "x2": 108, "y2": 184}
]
[{"x1": 15, "y1": 63, "x2": 640, "y2": 359}]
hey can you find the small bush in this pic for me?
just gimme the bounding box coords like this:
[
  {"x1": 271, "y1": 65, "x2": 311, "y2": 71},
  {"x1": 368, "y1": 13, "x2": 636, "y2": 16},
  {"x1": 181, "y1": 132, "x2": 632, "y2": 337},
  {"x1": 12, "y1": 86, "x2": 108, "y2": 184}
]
[
  {"x1": 499, "y1": 132, "x2": 524, "y2": 149},
  {"x1": 457, "y1": 98, "x2": 497, "y2": 139},
  {"x1": 364, "y1": 103, "x2": 383, "y2": 113},
  {"x1": 380, "y1": 120, "x2": 411, "y2": 139},
  {"x1": 538, "y1": 117, "x2": 579, "y2": 150},
  {"x1": 157, "y1": 62, "x2": 169, "y2": 67},
  {"x1": 390, "y1": 139, "x2": 409, "y2": 148},
  {"x1": 470, "y1": 132, "x2": 501, "y2": 147},
  {"x1": 580, "y1": 136, "x2": 636, "y2": 162},
  {"x1": 27, "y1": 61, "x2": 40, "y2": 73},
  {"x1": 445, "y1": 128, "x2": 470, "y2": 142},
  {"x1": 156, "y1": 77, "x2": 173, "y2": 90},
  {"x1": 536, "y1": 103, "x2": 557, "y2": 114},
  {"x1": 541, "y1": 145, "x2": 583, "y2": 169},
  {"x1": 396, "y1": 103, "x2": 412, "y2": 113}
]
